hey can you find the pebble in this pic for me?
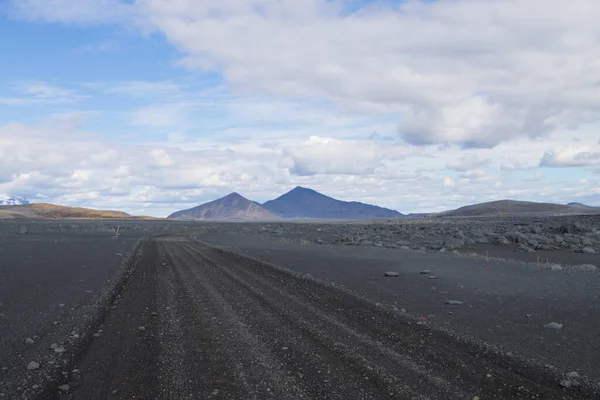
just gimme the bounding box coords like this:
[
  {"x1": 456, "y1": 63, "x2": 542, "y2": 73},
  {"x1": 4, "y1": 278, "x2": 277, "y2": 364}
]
[
  {"x1": 93, "y1": 333, "x2": 101, "y2": 337},
  {"x1": 384, "y1": 271, "x2": 399, "y2": 277},
  {"x1": 544, "y1": 322, "x2": 563, "y2": 329},
  {"x1": 32, "y1": 385, "x2": 40, "y2": 390},
  {"x1": 50, "y1": 343, "x2": 58, "y2": 350},
  {"x1": 566, "y1": 371, "x2": 579, "y2": 379},
  {"x1": 72, "y1": 369, "x2": 80, "y2": 374},
  {"x1": 26, "y1": 362, "x2": 40, "y2": 371},
  {"x1": 25, "y1": 338, "x2": 34, "y2": 344},
  {"x1": 57, "y1": 384, "x2": 70, "y2": 392},
  {"x1": 559, "y1": 379, "x2": 572, "y2": 388},
  {"x1": 54, "y1": 347, "x2": 65, "y2": 354},
  {"x1": 428, "y1": 275, "x2": 437, "y2": 279},
  {"x1": 445, "y1": 300, "x2": 463, "y2": 305},
  {"x1": 138, "y1": 326, "x2": 146, "y2": 331}
]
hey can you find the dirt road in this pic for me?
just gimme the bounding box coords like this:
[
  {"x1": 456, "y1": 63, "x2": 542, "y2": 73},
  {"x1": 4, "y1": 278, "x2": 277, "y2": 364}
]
[{"x1": 47, "y1": 236, "x2": 593, "y2": 399}]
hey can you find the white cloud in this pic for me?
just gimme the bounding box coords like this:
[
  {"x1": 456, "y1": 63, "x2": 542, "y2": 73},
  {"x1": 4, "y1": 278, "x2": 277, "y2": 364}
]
[
  {"x1": 443, "y1": 177, "x2": 456, "y2": 188},
  {"x1": 540, "y1": 145, "x2": 600, "y2": 167},
  {"x1": 447, "y1": 154, "x2": 490, "y2": 172},
  {"x1": 130, "y1": 0, "x2": 600, "y2": 147},
  {"x1": 9, "y1": 0, "x2": 134, "y2": 24},
  {"x1": 0, "y1": 81, "x2": 87, "y2": 105}
]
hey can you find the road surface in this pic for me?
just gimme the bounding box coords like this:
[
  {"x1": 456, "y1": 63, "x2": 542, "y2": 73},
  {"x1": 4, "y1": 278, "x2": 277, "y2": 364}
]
[{"x1": 44, "y1": 235, "x2": 593, "y2": 399}]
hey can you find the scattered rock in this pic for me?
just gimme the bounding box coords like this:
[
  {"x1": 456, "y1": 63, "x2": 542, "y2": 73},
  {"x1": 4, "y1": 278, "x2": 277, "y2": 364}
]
[
  {"x1": 384, "y1": 271, "x2": 399, "y2": 277},
  {"x1": 544, "y1": 322, "x2": 563, "y2": 329},
  {"x1": 314, "y1": 237, "x2": 324, "y2": 244},
  {"x1": 566, "y1": 371, "x2": 579, "y2": 379},
  {"x1": 26, "y1": 361, "x2": 40, "y2": 371},
  {"x1": 518, "y1": 244, "x2": 535, "y2": 253},
  {"x1": 445, "y1": 300, "x2": 463, "y2": 305},
  {"x1": 572, "y1": 264, "x2": 597, "y2": 272},
  {"x1": 548, "y1": 264, "x2": 563, "y2": 272},
  {"x1": 17, "y1": 226, "x2": 28, "y2": 235},
  {"x1": 57, "y1": 384, "x2": 70, "y2": 392},
  {"x1": 560, "y1": 379, "x2": 572, "y2": 388},
  {"x1": 25, "y1": 338, "x2": 34, "y2": 344},
  {"x1": 420, "y1": 270, "x2": 431, "y2": 274},
  {"x1": 580, "y1": 247, "x2": 596, "y2": 254}
]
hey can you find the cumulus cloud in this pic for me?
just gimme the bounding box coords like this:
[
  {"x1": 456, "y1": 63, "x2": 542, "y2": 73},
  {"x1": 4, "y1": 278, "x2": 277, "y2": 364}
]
[
  {"x1": 540, "y1": 145, "x2": 600, "y2": 167},
  {"x1": 131, "y1": 0, "x2": 600, "y2": 147},
  {"x1": 447, "y1": 154, "x2": 490, "y2": 172}
]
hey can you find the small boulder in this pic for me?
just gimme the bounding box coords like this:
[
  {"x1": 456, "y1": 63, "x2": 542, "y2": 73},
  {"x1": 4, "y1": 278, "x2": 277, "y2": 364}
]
[
  {"x1": 25, "y1": 338, "x2": 34, "y2": 344},
  {"x1": 384, "y1": 271, "x2": 399, "y2": 277},
  {"x1": 420, "y1": 270, "x2": 431, "y2": 275},
  {"x1": 544, "y1": 322, "x2": 563, "y2": 329},
  {"x1": 27, "y1": 361, "x2": 40, "y2": 371}
]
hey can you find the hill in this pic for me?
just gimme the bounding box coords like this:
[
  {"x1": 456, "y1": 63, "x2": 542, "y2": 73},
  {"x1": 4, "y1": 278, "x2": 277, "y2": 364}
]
[
  {"x1": 441, "y1": 199, "x2": 600, "y2": 217},
  {"x1": 262, "y1": 186, "x2": 403, "y2": 220},
  {"x1": 168, "y1": 192, "x2": 279, "y2": 221},
  {"x1": 0, "y1": 203, "x2": 134, "y2": 219}
]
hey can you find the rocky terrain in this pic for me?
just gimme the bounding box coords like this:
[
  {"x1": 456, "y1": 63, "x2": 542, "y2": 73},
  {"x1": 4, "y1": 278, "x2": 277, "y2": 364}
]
[
  {"x1": 191, "y1": 215, "x2": 600, "y2": 267},
  {"x1": 0, "y1": 217, "x2": 598, "y2": 399}
]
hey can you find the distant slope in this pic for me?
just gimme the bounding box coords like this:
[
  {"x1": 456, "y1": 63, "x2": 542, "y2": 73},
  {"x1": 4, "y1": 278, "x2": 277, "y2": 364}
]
[
  {"x1": 441, "y1": 199, "x2": 600, "y2": 217},
  {"x1": 0, "y1": 203, "x2": 133, "y2": 219},
  {"x1": 168, "y1": 192, "x2": 279, "y2": 221},
  {"x1": 262, "y1": 186, "x2": 403, "y2": 220}
]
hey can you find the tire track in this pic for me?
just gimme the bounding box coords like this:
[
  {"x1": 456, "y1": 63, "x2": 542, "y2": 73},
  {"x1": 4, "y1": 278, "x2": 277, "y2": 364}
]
[{"x1": 53, "y1": 236, "x2": 591, "y2": 400}]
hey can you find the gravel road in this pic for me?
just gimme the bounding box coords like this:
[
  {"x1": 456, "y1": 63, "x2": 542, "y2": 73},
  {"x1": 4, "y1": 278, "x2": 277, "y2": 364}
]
[{"x1": 40, "y1": 235, "x2": 596, "y2": 399}]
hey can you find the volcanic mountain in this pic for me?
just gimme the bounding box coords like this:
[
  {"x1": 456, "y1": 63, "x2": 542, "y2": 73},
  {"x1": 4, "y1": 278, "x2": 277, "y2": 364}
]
[
  {"x1": 261, "y1": 186, "x2": 403, "y2": 220},
  {"x1": 168, "y1": 192, "x2": 279, "y2": 221}
]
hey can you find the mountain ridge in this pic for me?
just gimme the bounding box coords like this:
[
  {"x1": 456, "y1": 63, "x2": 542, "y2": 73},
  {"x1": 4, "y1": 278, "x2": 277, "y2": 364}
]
[
  {"x1": 168, "y1": 192, "x2": 279, "y2": 221},
  {"x1": 261, "y1": 186, "x2": 403, "y2": 220},
  {"x1": 439, "y1": 199, "x2": 600, "y2": 217},
  {"x1": 0, "y1": 194, "x2": 29, "y2": 206}
]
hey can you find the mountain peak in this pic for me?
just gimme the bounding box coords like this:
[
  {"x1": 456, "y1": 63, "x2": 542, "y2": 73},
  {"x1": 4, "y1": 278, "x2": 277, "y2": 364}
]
[
  {"x1": 168, "y1": 192, "x2": 279, "y2": 221},
  {"x1": 263, "y1": 187, "x2": 402, "y2": 219},
  {"x1": 0, "y1": 194, "x2": 29, "y2": 206}
]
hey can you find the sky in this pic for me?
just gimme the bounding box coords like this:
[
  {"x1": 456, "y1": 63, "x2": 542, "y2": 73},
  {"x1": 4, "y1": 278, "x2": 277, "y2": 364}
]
[{"x1": 1, "y1": 0, "x2": 599, "y2": 217}]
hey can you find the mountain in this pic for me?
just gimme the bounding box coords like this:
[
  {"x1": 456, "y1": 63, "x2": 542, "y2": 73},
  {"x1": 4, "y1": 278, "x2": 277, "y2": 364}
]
[
  {"x1": 0, "y1": 203, "x2": 134, "y2": 219},
  {"x1": 440, "y1": 199, "x2": 600, "y2": 217},
  {"x1": 0, "y1": 194, "x2": 29, "y2": 206},
  {"x1": 261, "y1": 186, "x2": 403, "y2": 220},
  {"x1": 567, "y1": 202, "x2": 593, "y2": 208},
  {"x1": 168, "y1": 192, "x2": 280, "y2": 221}
]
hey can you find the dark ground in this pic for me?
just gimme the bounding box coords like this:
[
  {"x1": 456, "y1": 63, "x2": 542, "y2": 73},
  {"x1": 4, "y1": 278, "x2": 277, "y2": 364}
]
[{"x1": 0, "y1": 218, "x2": 598, "y2": 399}]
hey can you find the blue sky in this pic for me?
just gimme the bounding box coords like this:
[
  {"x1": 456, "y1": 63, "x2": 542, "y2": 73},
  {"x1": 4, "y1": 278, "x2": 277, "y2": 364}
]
[{"x1": 1, "y1": 0, "x2": 599, "y2": 216}]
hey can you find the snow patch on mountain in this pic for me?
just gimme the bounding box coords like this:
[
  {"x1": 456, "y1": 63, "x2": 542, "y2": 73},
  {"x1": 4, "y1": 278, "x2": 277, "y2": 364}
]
[{"x1": 0, "y1": 194, "x2": 30, "y2": 205}]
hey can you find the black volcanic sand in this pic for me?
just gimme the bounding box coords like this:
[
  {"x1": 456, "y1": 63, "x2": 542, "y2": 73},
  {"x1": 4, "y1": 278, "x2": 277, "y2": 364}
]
[{"x1": 0, "y1": 218, "x2": 598, "y2": 399}]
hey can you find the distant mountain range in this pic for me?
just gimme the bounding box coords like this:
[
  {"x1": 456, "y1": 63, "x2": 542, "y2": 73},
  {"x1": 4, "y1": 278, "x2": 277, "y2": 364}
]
[
  {"x1": 168, "y1": 192, "x2": 280, "y2": 221},
  {"x1": 169, "y1": 187, "x2": 402, "y2": 221},
  {"x1": 0, "y1": 194, "x2": 29, "y2": 206},
  {"x1": 438, "y1": 200, "x2": 600, "y2": 217}
]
